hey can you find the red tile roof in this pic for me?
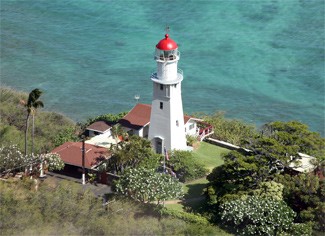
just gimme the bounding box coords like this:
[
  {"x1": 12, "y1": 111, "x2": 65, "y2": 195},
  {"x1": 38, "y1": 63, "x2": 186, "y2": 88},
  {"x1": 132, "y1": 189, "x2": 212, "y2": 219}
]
[
  {"x1": 86, "y1": 121, "x2": 112, "y2": 133},
  {"x1": 51, "y1": 142, "x2": 110, "y2": 169},
  {"x1": 119, "y1": 104, "x2": 151, "y2": 130},
  {"x1": 184, "y1": 115, "x2": 192, "y2": 124},
  {"x1": 119, "y1": 103, "x2": 193, "y2": 130}
]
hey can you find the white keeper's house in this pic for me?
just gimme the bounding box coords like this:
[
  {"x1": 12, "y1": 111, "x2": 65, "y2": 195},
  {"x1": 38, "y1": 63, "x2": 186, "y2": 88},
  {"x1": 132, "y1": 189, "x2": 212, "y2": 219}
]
[{"x1": 86, "y1": 33, "x2": 213, "y2": 153}]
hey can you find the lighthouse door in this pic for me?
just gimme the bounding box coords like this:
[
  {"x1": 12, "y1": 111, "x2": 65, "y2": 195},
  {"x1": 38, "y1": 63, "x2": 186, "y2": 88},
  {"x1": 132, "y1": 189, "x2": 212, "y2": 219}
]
[{"x1": 155, "y1": 138, "x2": 163, "y2": 154}]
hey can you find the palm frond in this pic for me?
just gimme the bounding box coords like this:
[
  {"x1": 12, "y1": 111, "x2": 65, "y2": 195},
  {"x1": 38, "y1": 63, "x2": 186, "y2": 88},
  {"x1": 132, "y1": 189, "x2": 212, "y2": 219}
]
[{"x1": 27, "y1": 88, "x2": 43, "y2": 107}]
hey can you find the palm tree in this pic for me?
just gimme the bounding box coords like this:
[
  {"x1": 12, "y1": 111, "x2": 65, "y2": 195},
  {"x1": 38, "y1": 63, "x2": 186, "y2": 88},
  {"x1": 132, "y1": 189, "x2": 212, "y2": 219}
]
[
  {"x1": 111, "y1": 123, "x2": 126, "y2": 142},
  {"x1": 24, "y1": 88, "x2": 44, "y2": 156}
]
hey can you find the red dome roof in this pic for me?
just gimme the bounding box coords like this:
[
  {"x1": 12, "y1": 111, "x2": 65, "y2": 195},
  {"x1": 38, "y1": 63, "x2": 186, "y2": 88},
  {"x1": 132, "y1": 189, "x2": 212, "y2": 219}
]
[{"x1": 156, "y1": 34, "x2": 178, "y2": 50}]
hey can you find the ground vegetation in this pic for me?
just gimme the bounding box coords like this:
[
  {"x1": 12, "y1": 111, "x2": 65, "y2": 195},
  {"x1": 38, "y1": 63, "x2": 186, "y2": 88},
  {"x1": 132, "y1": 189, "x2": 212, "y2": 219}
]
[
  {"x1": 0, "y1": 87, "x2": 77, "y2": 153},
  {"x1": 200, "y1": 111, "x2": 257, "y2": 146},
  {"x1": 0, "y1": 178, "x2": 228, "y2": 235}
]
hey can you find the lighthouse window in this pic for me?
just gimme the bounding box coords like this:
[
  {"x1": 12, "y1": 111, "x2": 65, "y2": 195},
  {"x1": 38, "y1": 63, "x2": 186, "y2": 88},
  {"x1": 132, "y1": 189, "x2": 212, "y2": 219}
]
[
  {"x1": 160, "y1": 84, "x2": 163, "y2": 90},
  {"x1": 166, "y1": 86, "x2": 170, "y2": 97},
  {"x1": 160, "y1": 102, "x2": 163, "y2": 109},
  {"x1": 176, "y1": 120, "x2": 179, "y2": 127}
]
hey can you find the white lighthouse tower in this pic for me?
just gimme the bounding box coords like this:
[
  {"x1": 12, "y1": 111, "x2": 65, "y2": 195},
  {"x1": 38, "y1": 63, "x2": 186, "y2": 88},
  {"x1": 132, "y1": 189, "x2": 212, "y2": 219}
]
[{"x1": 148, "y1": 33, "x2": 187, "y2": 153}]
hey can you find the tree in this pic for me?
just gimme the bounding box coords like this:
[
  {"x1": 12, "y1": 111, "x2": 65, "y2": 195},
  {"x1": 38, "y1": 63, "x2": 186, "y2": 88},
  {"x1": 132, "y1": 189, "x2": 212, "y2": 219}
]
[
  {"x1": 206, "y1": 150, "x2": 272, "y2": 200},
  {"x1": 275, "y1": 173, "x2": 324, "y2": 231},
  {"x1": 115, "y1": 167, "x2": 183, "y2": 204},
  {"x1": 220, "y1": 196, "x2": 296, "y2": 235},
  {"x1": 207, "y1": 121, "x2": 324, "y2": 199},
  {"x1": 261, "y1": 121, "x2": 325, "y2": 160},
  {"x1": 23, "y1": 88, "x2": 44, "y2": 156},
  {"x1": 167, "y1": 150, "x2": 207, "y2": 182},
  {"x1": 107, "y1": 135, "x2": 160, "y2": 174},
  {"x1": 53, "y1": 126, "x2": 80, "y2": 147},
  {"x1": 206, "y1": 120, "x2": 324, "y2": 232}
]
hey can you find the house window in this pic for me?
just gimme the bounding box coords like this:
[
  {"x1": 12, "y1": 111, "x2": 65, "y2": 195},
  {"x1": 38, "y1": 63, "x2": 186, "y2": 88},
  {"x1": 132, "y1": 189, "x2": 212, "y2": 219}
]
[
  {"x1": 160, "y1": 102, "x2": 163, "y2": 109},
  {"x1": 160, "y1": 84, "x2": 163, "y2": 90},
  {"x1": 189, "y1": 124, "x2": 195, "y2": 130},
  {"x1": 176, "y1": 120, "x2": 179, "y2": 127}
]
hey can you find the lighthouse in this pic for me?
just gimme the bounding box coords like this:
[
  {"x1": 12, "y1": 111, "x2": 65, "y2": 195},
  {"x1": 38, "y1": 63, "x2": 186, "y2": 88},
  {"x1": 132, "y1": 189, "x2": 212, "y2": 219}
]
[{"x1": 148, "y1": 33, "x2": 187, "y2": 153}]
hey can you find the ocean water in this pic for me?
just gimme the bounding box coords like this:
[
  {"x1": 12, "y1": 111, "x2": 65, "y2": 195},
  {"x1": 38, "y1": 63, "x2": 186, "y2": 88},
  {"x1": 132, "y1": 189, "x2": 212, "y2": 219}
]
[{"x1": 1, "y1": 0, "x2": 324, "y2": 135}]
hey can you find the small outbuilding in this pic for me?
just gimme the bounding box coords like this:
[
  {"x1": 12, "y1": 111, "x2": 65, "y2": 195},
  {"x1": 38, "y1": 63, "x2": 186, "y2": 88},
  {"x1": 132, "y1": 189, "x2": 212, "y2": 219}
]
[
  {"x1": 86, "y1": 120, "x2": 112, "y2": 137},
  {"x1": 51, "y1": 142, "x2": 111, "y2": 183}
]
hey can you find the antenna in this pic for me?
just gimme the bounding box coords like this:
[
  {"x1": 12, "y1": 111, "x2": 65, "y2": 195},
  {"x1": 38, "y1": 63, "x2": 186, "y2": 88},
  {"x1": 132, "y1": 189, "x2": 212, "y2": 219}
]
[
  {"x1": 134, "y1": 94, "x2": 140, "y2": 103},
  {"x1": 165, "y1": 25, "x2": 170, "y2": 34}
]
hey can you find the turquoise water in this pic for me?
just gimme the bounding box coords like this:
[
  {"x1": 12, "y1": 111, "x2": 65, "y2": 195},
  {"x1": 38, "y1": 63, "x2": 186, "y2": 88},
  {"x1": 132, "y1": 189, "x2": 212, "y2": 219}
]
[{"x1": 1, "y1": 0, "x2": 324, "y2": 135}]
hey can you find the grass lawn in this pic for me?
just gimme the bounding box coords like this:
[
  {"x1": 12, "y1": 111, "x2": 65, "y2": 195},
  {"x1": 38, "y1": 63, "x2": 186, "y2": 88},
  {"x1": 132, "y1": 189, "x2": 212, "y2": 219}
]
[
  {"x1": 193, "y1": 141, "x2": 230, "y2": 172},
  {"x1": 166, "y1": 142, "x2": 230, "y2": 209},
  {"x1": 165, "y1": 142, "x2": 233, "y2": 235}
]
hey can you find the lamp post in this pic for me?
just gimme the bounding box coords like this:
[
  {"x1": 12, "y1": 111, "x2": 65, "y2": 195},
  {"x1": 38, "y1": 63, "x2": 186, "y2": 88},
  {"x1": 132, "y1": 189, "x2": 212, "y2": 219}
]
[{"x1": 81, "y1": 135, "x2": 86, "y2": 185}]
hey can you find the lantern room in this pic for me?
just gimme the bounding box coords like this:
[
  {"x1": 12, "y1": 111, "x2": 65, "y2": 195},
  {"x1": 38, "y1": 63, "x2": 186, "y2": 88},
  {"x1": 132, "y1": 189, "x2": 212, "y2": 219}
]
[{"x1": 155, "y1": 34, "x2": 180, "y2": 61}]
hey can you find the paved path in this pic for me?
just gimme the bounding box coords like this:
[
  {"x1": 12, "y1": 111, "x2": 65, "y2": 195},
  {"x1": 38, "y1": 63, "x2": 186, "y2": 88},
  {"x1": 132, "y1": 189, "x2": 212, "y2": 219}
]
[
  {"x1": 44, "y1": 172, "x2": 112, "y2": 197},
  {"x1": 156, "y1": 196, "x2": 206, "y2": 205}
]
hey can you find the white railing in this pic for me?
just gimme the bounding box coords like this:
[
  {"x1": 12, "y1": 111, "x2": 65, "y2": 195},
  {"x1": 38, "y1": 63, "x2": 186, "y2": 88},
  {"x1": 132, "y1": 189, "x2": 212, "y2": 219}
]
[{"x1": 177, "y1": 68, "x2": 183, "y2": 76}]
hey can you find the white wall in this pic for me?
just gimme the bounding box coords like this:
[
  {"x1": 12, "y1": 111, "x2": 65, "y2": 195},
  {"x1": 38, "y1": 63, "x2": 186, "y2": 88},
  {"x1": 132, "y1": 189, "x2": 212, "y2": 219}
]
[{"x1": 185, "y1": 120, "x2": 198, "y2": 136}]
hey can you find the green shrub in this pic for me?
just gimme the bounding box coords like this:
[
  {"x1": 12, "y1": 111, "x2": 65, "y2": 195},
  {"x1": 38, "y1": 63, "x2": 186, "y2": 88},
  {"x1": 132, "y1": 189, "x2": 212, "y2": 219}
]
[
  {"x1": 186, "y1": 134, "x2": 197, "y2": 146},
  {"x1": 159, "y1": 207, "x2": 210, "y2": 225},
  {"x1": 286, "y1": 223, "x2": 313, "y2": 236}
]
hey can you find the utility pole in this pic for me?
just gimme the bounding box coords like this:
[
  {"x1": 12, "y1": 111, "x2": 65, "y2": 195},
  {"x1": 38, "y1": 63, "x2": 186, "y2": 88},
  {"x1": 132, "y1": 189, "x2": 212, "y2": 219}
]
[
  {"x1": 39, "y1": 154, "x2": 46, "y2": 178},
  {"x1": 82, "y1": 135, "x2": 86, "y2": 185}
]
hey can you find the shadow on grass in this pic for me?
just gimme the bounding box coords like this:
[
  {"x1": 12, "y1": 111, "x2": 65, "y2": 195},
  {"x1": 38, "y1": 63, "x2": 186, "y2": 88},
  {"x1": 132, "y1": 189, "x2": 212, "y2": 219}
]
[
  {"x1": 182, "y1": 182, "x2": 208, "y2": 212},
  {"x1": 180, "y1": 182, "x2": 234, "y2": 235}
]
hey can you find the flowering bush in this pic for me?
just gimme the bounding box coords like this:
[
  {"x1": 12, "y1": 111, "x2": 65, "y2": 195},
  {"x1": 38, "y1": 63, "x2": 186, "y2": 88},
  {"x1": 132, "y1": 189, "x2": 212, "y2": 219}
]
[
  {"x1": 0, "y1": 144, "x2": 64, "y2": 175},
  {"x1": 0, "y1": 144, "x2": 35, "y2": 174},
  {"x1": 220, "y1": 196, "x2": 296, "y2": 235},
  {"x1": 115, "y1": 167, "x2": 183, "y2": 204},
  {"x1": 42, "y1": 153, "x2": 64, "y2": 171}
]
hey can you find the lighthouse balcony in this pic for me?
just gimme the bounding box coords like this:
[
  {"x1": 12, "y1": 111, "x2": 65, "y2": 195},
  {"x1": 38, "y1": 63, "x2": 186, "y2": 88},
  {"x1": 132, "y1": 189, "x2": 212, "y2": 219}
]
[{"x1": 150, "y1": 68, "x2": 183, "y2": 84}]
